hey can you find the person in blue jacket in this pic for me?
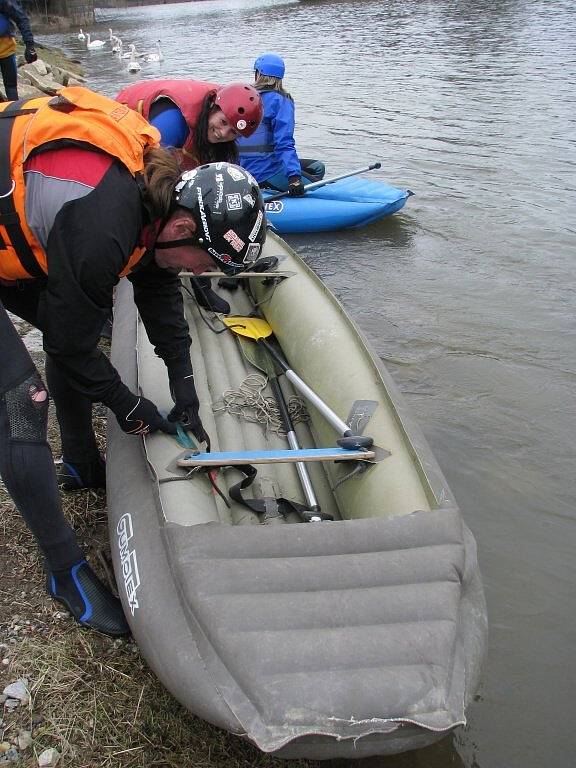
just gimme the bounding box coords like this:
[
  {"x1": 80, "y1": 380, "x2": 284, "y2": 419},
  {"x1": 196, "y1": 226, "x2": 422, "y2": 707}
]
[
  {"x1": 0, "y1": 0, "x2": 37, "y2": 101},
  {"x1": 237, "y1": 53, "x2": 325, "y2": 196}
]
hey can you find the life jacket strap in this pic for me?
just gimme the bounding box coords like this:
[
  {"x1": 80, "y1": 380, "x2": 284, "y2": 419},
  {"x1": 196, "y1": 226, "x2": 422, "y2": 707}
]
[
  {"x1": 239, "y1": 114, "x2": 274, "y2": 154},
  {"x1": 0, "y1": 100, "x2": 44, "y2": 278},
  {"x1": 239, "y1": 144, "x2": 274, "y2": 154}
]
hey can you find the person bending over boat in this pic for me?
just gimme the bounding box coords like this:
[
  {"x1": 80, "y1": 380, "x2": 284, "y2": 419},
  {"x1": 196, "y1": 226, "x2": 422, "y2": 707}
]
[
  {"x1": 0, "y1": 86, "x2": 266, "y2": 636},
  {"x1": 237, "y1": 53, "x2": 325, "y2": 196},
  {"x1": 117, "y1": 78, "x2": 263, "y2": 314},
  {"x1": 0, "y1": 0, "x2": 37, "y2": 101}
]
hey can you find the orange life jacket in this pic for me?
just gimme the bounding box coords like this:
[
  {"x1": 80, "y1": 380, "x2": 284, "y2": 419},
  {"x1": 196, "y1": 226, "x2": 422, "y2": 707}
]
[
  {"x1": 0, "y1": 86, "x2": 160, "y2": 281},
  {"x1": 116, "y1": 79, "x2": 219, "y2": 169}
]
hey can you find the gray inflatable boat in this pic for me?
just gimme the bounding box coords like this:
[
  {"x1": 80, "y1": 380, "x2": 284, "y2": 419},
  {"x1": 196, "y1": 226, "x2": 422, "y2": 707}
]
[{"x1": 107, "y1": 231, "x2": 487, "y2": 760}]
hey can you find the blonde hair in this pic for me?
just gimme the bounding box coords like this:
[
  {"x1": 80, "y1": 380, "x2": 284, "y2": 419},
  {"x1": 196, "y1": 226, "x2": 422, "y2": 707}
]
[
  {"x1": 254, "y1": 73, "x2": 293, "y2": 101},
  {"x1": 141, "y1": 147, "x2": 181, "y2": 218}
]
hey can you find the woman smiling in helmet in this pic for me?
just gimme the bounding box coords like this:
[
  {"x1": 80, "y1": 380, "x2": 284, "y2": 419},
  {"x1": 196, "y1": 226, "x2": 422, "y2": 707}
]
[
  {"x1": 237, "y1": 53, "x2": 325, "y2": 196},
  {"x1": 117, "y1": 79, "x2": 263, "y2": 313},
  {"x1": 117, "y1": 79, "x2": 263, "y2": 170}
]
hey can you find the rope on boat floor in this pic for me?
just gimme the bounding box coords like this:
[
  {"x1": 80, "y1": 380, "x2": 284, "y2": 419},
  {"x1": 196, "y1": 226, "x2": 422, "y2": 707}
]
[{"x1": 213, "y1": 373, "x2": 309, "y2": 435}]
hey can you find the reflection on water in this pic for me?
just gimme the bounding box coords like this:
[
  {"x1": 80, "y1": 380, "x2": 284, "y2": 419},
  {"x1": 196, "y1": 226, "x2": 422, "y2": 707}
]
[{"x1": 41, "y1": 1, "x2": 576, "y2": 766}]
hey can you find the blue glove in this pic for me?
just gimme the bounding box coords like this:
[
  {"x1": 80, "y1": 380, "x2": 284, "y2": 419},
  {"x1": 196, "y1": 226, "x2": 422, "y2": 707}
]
[{"x1": 169, "y1": 374, "x2": 209, "y2": 444}]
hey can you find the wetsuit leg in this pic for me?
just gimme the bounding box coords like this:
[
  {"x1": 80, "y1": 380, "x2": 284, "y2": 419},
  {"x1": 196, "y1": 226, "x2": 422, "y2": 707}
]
[
  {"x1": 1, "y1": 302, "x2": 128, "y2": 635},
  {"x1": 300, "y1": 158, "x2": 326, "y2": 182},
  {"x1": 0, "y1": 283, "x2": 104, "y2": 488},
  {"x1": 0, "y1": 300, "x2": 83, "y2": 570},
  {"x1": 44, "y1": 355, "x2": 101, "y2": 464},
  {"x1": 0, "y1": 54, "x2": 18, "y2": 101}
]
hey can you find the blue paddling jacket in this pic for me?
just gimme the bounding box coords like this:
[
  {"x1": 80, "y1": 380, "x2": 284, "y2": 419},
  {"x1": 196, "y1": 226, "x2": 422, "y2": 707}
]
[{"x1": 237, "y1": 90, "x2": 301, "y2": 183}]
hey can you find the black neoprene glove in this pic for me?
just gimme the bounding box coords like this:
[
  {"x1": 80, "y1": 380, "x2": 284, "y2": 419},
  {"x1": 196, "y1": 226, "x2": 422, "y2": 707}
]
[
  {"x1": 288, "y1": 176, "x2": 305, "y2": 197},
  {"x1": 168, "y1": 374, "x2": 209, "y2": 444},
  {"x1": 108, "y1": 388, "x2": 176, "y2": 436},
  {"x1": 24, "y1": 46, "x2": 37, "y2": 64}
]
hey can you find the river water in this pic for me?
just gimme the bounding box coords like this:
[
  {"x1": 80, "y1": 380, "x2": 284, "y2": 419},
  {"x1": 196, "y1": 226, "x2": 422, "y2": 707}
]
[{"x1": 41, "y1": 1, "x2": 576, "y2": 766}]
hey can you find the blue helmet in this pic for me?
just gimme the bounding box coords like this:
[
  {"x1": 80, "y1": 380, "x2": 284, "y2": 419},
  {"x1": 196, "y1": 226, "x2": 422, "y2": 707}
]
[{"x1": 254, "y1": 53, "x2": 285, "y2": 79}]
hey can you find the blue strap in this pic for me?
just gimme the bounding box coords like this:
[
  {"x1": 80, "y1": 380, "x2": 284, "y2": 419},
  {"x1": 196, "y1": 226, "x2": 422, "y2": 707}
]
[{"x1": 175, "y1": 423, "x2": 198, "y2": 451}]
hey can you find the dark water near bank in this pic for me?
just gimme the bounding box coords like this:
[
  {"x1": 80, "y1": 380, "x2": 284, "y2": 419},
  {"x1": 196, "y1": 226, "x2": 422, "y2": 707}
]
[{"x1": 42, "y1": 1, "x2": 576, "y2": 765}]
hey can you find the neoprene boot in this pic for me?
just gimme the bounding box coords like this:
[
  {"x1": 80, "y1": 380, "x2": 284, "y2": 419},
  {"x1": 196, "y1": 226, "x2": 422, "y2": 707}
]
[
  {"x1": 191, "y1": 277, "x2": 230, "y2": 314},
  {"x1": 56, "y1": 456, "x2": 106, "y2": 492},
  {"x1": 47, "y1": 560, "x2": 129, "y2": 636}
]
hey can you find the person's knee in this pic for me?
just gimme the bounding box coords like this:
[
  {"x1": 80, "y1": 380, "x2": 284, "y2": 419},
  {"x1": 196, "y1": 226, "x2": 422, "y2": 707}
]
[{"x1": 2, "y1": 372, "x2": 49, "y2": 441}]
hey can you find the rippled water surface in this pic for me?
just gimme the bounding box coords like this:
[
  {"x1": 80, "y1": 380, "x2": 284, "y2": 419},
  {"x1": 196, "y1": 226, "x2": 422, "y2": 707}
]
[{"x1": 43, "y1": 1, "x2": 576, "y2": 765}]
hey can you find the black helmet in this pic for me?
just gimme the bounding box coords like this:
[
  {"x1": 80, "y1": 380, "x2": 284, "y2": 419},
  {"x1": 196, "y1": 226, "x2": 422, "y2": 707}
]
[{"x1": 173, "y1": 162, "x2": 266, "y2": 274}]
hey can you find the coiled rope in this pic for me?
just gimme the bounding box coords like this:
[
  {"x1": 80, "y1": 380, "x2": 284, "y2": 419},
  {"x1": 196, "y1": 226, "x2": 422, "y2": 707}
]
[{"x1": 213, "y1": 373, "x2": 309, "y2": 435}]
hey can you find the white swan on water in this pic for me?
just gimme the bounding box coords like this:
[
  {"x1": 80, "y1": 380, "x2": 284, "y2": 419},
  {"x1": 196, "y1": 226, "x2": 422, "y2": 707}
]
[
  {"x1": 112, "y1": 36, "x2": 122, "y2": 54},
  {"x1": 127, "y1": 48, "x2": 141, "y2": 73},
  {"x1": 86, "y1": 33, "x2": 106, "y2": 49},
  {"x1": 77, "y1": 29, "x2": 85, "y2": 41},
  {"x1": 144, "y1": 40, "x2": 164, "y2": 63},
  {"x1": 121, "y1": 43, "x2": 143, "y2": 59}
]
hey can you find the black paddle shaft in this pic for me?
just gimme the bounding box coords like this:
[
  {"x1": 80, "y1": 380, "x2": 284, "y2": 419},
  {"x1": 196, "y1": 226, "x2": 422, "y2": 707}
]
[
  {"x1": 269, "y1": 376, "x2": 292, "y2": 430},
  {"x1": 258, "y1": 337, "x2": 288, "y2": 373}
]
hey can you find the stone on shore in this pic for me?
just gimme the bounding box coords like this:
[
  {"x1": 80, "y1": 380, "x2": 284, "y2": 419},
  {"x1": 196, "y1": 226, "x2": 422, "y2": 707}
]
[
  {"x1": 38, "y1": 748, "x2": 60, "y2": 767},
  {"x1": 17, "y1": 65, "x2": 61, "y2": 95},
  {"x1": 0, "y1": 52, "x2": 85, "y2": 101},
  {"x1": 2, "y1": 679, "x2": 30, "y2": 706}
]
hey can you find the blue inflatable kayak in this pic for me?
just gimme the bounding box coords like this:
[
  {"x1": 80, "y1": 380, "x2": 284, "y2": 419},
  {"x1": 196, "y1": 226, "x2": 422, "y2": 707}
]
[{"x1": 263, "y1": 175, "x2": 411, "y2": 234}]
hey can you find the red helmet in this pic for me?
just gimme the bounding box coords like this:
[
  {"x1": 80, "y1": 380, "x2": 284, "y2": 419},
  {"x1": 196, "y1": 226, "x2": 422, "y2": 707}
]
[{"x1": 214, "y1": 83, "x2": 263, "y2": 138}]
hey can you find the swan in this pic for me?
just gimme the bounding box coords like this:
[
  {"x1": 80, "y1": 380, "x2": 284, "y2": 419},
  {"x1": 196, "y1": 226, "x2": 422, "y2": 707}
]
[
  {"x1": 144, "y1": 40, "x2": 164, "y2": 63},
  {"x1": 77, "y1": 29, "x2": 85, "y2": 41},
  {"x1": 127, "y1": 50, "x2": 141, "y2": 73},
  {"x1": 86, "y1": 33, "x2": 106, "y2": 49},
  {"x1": 121, "y1": 44, "x2": 143, "y2": 59},
  {"x1": 112, "y1": 36, "x2": 122, "y2": 53}
]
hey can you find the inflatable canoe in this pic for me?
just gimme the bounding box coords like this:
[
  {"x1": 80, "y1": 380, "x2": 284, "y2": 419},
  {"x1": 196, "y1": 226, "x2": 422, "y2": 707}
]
[
  {"x1": 107, "y1": 232, "x2": 487, "y2": 760},
  {"x1": 263, "y1": 175, "x2": 411, "y2": 234}
]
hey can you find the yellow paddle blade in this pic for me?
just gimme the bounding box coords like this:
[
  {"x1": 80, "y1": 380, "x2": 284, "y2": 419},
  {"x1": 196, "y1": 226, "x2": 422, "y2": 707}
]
[{"x1": 222, "y1": 316, "x2": 273, "y2": 340}]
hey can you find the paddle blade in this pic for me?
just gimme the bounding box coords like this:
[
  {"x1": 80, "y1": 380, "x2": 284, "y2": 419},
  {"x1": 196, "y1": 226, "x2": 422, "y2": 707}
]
[
  {"x1": 222, "y1": 316, "x2": 273, "y2": 341},
  {"x1": 236, "y1": 335, "x2": 278, "y2": 376}
]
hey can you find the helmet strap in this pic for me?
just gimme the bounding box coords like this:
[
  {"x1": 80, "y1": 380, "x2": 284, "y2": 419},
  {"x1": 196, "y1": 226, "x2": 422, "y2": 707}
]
[{"x1": 154, "y1": 237, "x2": 198, "y2": 250}]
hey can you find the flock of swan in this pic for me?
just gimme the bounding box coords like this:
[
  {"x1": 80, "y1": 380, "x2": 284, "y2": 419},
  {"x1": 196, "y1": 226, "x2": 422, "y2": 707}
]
[{"x1": 77, "y1": 28, "x2": 164, "y2": 73}]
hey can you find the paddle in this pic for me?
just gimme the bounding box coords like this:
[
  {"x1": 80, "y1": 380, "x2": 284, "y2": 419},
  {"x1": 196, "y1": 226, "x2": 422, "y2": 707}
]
[
  {"x1": 222, "y1": 316, "x2": 373, "y2": 450},
  {"x1": 264, "y1": 163, "x2": 382, "y2": 203},
  {"x1": 234, "y1": 333, "x2": 322, "y2": 518}
]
